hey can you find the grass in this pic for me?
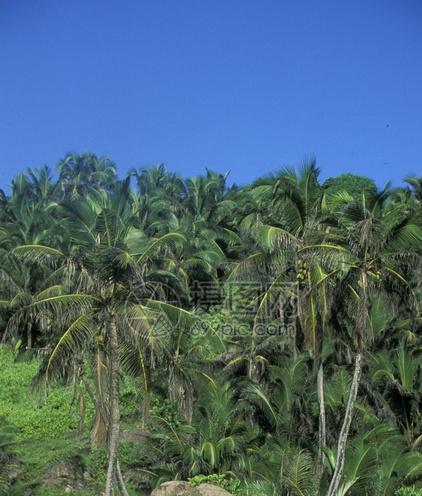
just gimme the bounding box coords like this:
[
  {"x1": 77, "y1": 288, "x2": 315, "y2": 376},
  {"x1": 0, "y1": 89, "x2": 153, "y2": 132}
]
[{"x1": 0, "y1": 348, "x2": 117, "y2": 494}]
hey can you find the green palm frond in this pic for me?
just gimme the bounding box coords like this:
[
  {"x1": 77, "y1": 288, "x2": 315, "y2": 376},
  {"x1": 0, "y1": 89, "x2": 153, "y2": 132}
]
[
  {"x1": 257, "y1": 225, "x2": 298, "y2": 253},
  {"x1": 339, "y1": 444, "x2": 378, "y2": 496},
  {"x1": 30, "y1": 293, "x2": 98, "y2": 313},
  {"x1": 12, "y1": 244, "x2": 64, "y2": 262},
  {"x1": 135, "y1": 232, "x2": 186, "y2": 263},
  {"x1": 388, "y1": 223, "x2": 422, "y2": 251},
  {"x1": 283, "y1": 450, "x2": 317, "y2": 496},
  {"x1": 44, "y1": 313, "x2": 95, "y2": 380},
  {"x1": 146, "y1": 300, "x2": 199, "y2": 332}
]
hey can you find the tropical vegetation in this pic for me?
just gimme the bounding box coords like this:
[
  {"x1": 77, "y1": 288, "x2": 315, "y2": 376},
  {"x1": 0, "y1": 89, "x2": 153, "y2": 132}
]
[{"x1": 0, "y1": 154, "x2": 420, "y2": 495}]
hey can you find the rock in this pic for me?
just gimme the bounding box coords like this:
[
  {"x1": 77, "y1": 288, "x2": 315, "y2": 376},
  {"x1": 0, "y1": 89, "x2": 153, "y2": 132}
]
[
  {"x1": 150, "y1": 481, "x2": 232, "y2": 496},
  {"x1": 195, "y1": 483, "x2": 232, "y2": 496},
  {"x1": 43, "y1": 459, "x2": 87, "y2": 490},
  {"x1": 121, "y1": 427, "x2": 151, "y2": 444},
  {"x1": 150, "y1": 480, "x2": 193, "y2": 495}
]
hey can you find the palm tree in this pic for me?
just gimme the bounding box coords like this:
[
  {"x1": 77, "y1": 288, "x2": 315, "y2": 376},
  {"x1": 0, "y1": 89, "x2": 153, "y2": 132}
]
[
  {"x1": 249, "y1": 439, "x2": 317, "y2": 496},
  {"x1": 231, "y1": 161, "x2": 334, "y2": 475},
  {"x1": 321, "y1": 186, "x2": 422, "y2": 496},
  {"x1": 0, "y1": 257, "x2": 64, "y2": 350},
  {"x1": 156, "y1": 377, "x2": 260, "y2": 478},
  {"x1": 0, "y1": 168, "x2": 59, "y2": 248},
  {"x1": 12, "y1": 180, "x2": 195, "y2": 495},
  {"x1": 403, "y1": 174, "x2": 422, "y2": 203},
  {"x1": 184, "y1": 169, "x2": 236, "y2": 224},
  {"x1": 56, "y1": 153, "x2": 117, "y2": 199},
  {"x1": 0, "y1": 168, "x2": 63, "y2": 348},
  {"x1": 245, "y1": 353, "x2": 314, "y2": 442},
  {"x1": 131, "y1": 164, "x2": 186, "y2": 234}
]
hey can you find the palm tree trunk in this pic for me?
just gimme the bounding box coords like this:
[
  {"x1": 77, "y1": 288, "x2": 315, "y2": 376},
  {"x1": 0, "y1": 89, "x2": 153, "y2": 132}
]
[
  {"x1": 316, "y1": 360, "x2": 326, "y2": 480},
  {"x1": 291, "y1": 325, "x2": 297, "y2": 360},
  {"x1": 105, "y1": 316, "x2": 120, "y2": 496},
  {"x1": 327, "y1": 351, "x2": 362, "y2": 496},
  {"x1": 116, "y1": 458, "x2": 130, "y2": 496},
  {"x1": 77, "y1": 392, "x2": 85, "y2": 437},
  {"x1": 90, "y1": 345, "x2": 109, "y2": 447},
  {"x1": 26, "y1": 322, "x2": 32, "y2": 349},
  {"x1": 81, "y1": 374, "x2": 108, "y2": 447}
]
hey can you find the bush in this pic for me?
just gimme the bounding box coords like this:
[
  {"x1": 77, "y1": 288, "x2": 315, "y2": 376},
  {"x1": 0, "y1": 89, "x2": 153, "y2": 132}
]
[
  {"x1": 0, "y1": 416, "x2": 18, "y2": 496},
  {"x1": 395, "y1": 487, "x2": 422, "y2": 496},
  {"x1": 188, "y1": 474, "x2": 241, "y2": 494}
]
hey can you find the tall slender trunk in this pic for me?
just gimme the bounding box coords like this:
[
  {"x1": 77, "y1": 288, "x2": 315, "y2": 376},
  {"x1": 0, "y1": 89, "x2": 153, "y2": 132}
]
[
  {"x1": 77, "y1": 391, "x2": 85, "y2": 437},
  {"x1": 26, "y1": 322, "x2": 32, "y2": 349},
  {"x1": 291, "y1": 325, "x2": 297, "y2": 360},
  {"x1": 314, "y1": 314, "x2": 326, "y2": 481},
  {"x1": 81, "y1": 374, "x2": 108, "y2": 446},
  {"x1": 116, "y1": 458, "x2": 130, "y2": 496},
  {"x1": 316, "y1": 360, "x2": 326, "y2": 480},
  {"x1": 327, "y1": 351, "x2": 362, "y2": 496},
  {"x1": 91, "y1": 344, "x2": 109, "y2": 447},
  {"x1": 327, "y1": 269, "x2": 367, "y2": 495},
  {"x1": 105, "y1": 315, "x2": 120, "y2": 496}
]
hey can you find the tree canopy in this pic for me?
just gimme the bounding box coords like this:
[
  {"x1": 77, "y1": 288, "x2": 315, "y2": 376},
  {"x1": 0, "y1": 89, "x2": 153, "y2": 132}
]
[{"x1": 0, "y1": 153, "x2": 421, "y2": 496}]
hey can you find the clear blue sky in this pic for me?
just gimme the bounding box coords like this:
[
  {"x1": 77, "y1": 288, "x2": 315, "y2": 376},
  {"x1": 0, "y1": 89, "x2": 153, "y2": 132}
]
[{"x1": 1, "y1": 0, "x2": 421, "y2": 190}]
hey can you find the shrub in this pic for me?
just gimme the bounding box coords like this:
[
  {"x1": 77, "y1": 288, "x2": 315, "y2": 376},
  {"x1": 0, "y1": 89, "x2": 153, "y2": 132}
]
[
  {"x1": 188, "y1": 474, "x2": 241, "y2": 494},
  {"x1": 0, "y1": 416, "x2": 18, "y2": 496},
  {"x1": 395, "y1": 487, "x2": 422, "y2": 496}
]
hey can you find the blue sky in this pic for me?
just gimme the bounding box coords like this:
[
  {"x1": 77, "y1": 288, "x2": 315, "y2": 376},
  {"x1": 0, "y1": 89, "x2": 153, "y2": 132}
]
[{"x1": 1, "y1": 0, "x2": 421, "y2": 190}]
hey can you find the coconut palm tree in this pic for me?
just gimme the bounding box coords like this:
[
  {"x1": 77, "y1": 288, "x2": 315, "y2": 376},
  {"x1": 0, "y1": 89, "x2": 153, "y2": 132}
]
[
  {"x1": 11, "y1": 180, "x2": 198, "y2": 496},
  {"x1": 319, "y1": 186, "x2": 422, "y2": 496},
  {"x1": 56, "y1": 153, "x2": 117, "y2": 199},
  {"x1": 230, "y1": 161, "x2": 336, "y2": 476},
  {"x1": 403, "y1": 174, "x2": 422, "y2": 203},
  {"x1": 131, "y1": 164, "x2": 186, "y2": 234},
  {"x1": 156, "y1": 378, "x2": 260, "y2": 478},
  {"x1": 0, "y1": 168, "x2": 64, "y2": 348}
]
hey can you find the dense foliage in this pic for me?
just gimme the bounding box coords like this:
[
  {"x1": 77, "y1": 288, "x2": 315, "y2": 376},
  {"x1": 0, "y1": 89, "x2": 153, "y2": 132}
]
[{"x1": 0, "y1": 154, "x2": 421, "y2": 495}]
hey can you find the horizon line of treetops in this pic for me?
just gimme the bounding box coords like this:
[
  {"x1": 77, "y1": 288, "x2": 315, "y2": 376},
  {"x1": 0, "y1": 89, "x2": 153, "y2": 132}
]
[{"x1": 1, "y1": 152, "x2": 417, "y2": 194}]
